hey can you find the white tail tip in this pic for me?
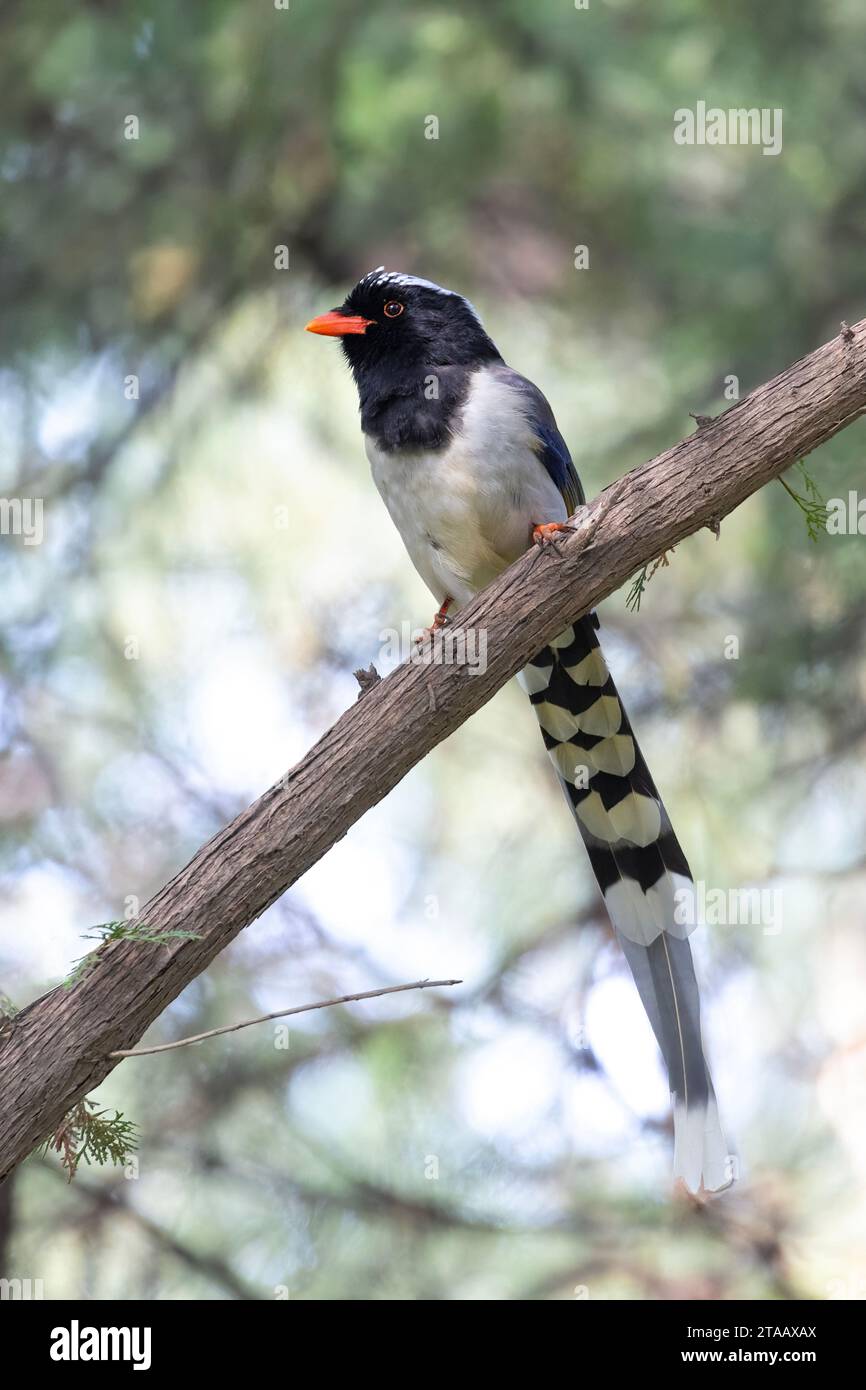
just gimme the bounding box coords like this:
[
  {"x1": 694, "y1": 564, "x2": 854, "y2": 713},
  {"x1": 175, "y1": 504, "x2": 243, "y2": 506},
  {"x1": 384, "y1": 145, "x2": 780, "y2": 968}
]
[{"x1": 673, "y1": 1094, "x2": 736, "y2": 1195}]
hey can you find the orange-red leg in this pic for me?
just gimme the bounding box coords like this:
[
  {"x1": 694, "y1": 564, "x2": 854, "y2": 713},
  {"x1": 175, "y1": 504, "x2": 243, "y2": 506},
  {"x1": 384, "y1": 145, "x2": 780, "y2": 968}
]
[{"x1": 415, "y1": 596, "x2": 453, "y2": 643}]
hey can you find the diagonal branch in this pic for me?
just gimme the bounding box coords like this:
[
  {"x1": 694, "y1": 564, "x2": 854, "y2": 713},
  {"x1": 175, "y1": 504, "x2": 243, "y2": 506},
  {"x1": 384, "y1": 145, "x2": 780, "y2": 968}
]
[{"x1": 2, "y1": 318, "x2": 865, "y2": 1182}]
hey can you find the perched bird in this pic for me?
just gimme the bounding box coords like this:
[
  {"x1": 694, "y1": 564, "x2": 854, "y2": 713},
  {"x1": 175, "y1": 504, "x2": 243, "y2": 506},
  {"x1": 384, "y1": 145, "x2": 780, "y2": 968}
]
[{"x1": 307, "y1": 268, "x2": 731, "y2": 1194}]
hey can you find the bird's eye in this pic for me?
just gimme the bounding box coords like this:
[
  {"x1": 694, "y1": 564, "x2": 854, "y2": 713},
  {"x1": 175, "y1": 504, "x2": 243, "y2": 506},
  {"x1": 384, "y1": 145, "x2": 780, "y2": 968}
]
[{"x1": 383, "y1": 301, "x2": 404, "y2": 318}]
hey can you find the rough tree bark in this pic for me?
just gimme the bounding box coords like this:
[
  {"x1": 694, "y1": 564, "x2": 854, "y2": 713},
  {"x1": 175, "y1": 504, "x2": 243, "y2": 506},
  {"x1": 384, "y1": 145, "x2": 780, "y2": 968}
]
[{"x1": 1, "y1": 318, "x2": 865, "y2": 1182}]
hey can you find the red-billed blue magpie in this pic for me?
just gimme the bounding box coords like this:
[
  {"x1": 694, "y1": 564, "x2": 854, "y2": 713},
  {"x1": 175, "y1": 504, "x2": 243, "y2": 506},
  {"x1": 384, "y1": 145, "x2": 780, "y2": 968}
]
[{"x1": 307, "y1": 268, "x2": 731, "y2": 1194}]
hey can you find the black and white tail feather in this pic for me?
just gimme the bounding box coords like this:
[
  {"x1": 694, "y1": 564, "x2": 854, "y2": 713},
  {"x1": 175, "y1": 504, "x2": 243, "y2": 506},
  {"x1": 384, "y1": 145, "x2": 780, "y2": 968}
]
[{"x1": 518, "y1": 615, "x2": 732, "y2": 1194}]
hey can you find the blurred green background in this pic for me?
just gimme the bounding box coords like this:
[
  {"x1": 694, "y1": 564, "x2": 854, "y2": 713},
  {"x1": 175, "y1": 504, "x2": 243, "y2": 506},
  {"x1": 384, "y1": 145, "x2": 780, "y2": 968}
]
[{"x1": 2, "y1": 0, "x2": 866, "y2": 1301}]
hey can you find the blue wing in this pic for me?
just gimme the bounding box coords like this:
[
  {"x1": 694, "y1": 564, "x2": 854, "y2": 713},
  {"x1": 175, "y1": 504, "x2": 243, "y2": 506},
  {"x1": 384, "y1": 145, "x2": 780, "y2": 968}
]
[
  {"x1": 491, "y1": 366, "x2": 585, "y2": 515},
  {"x1": 533, "y1": 419, "x2": 584, "y2": 516}
]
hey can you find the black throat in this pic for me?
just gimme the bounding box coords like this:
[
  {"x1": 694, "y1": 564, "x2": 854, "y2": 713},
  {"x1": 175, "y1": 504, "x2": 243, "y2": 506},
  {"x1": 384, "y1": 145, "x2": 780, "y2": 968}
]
[
  {"x1": 355, "y1": 361, "x2": 490, "y2": 453},
  {"x1": 342, "y1": 313, "x2": 502, "y2": 452}
]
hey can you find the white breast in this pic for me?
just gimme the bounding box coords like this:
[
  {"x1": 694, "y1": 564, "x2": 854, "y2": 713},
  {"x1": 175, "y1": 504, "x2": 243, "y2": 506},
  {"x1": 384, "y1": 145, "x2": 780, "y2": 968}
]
[{"x1": 365, "y1": 367, "x2": 567, "y2": 606}]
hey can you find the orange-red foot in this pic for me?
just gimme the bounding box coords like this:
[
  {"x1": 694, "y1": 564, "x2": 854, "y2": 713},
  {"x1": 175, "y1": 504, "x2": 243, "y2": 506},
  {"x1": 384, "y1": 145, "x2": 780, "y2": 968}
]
[
  {"x1": 415, "y1": 597, "x2": 453, "y2": 644},
  {"x1": 531, "y1": 521, "x2": 576, "y2": 555}
]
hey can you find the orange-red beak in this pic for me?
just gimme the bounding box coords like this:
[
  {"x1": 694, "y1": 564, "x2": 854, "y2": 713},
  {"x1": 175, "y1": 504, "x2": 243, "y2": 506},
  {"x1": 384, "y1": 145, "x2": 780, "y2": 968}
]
[{"x1": 305, "y1": 310, "x2": 374, "y2": 336}]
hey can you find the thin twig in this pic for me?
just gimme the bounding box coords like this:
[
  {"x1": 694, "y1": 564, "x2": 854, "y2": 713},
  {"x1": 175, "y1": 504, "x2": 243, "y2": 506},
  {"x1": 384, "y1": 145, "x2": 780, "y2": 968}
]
[
  {"x1": 108, "y1": 978, "x2": 462, "y2": 1057},
  {"x1": 777, "y1": 476, "x2": 800, "y2": 504}
]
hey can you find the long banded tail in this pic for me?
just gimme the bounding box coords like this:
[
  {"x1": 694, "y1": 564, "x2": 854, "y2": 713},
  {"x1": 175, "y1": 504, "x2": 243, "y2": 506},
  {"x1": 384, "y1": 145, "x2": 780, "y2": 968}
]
[{"x1": 518, "y1": 615, "x2": 732, "y2": 1194}]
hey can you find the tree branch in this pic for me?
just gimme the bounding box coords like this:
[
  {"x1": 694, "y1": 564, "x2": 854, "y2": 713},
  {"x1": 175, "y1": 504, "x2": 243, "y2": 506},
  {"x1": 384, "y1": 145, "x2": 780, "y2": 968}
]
[{"x1": 2, "y1": 318, "x2": 865, "y2": 1182}]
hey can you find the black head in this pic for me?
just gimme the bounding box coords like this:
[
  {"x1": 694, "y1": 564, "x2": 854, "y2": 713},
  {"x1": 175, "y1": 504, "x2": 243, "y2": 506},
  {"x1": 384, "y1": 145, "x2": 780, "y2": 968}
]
[{"x1": 305, "y1": 267, "x2": 501, "y2": 381}]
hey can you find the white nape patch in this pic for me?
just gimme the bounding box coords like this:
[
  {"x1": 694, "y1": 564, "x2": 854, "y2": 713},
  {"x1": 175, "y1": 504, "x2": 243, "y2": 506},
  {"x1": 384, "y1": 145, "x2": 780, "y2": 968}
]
[
  {"x1": 359, "y1": 266, "x2": 483, "y2": 326},
  {"x1": 673, "y1": 1093, "x2": 733, "y2": 1195}
]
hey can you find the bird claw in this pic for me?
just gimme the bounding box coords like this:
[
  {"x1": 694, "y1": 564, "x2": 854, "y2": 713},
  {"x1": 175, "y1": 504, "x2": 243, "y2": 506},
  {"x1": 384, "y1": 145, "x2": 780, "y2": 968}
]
[
  {"x1": 414, "y1": 617, "x2": 450, "y2": 644},
  {"x1": 531, "y1": 521, "x2": 576, "y2": 558}
]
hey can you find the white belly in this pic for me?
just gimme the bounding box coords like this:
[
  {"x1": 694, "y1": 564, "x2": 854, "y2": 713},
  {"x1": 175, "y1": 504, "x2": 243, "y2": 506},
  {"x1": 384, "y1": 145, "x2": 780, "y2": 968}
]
[{"x1": 365, "y1": 368, "x2": 566, "y2": 606}]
